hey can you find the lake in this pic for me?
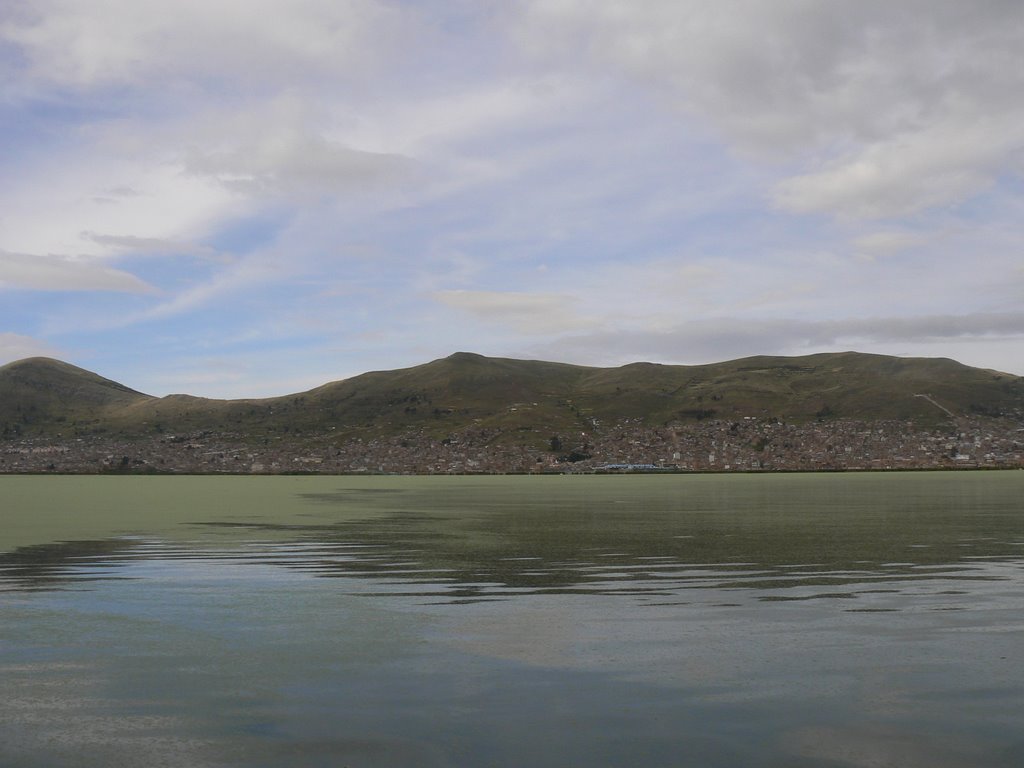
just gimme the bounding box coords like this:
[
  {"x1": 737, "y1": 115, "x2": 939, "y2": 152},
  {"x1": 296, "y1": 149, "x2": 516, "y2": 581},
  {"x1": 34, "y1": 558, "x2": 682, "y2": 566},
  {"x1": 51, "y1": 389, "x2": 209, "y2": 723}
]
[{"x1": 1, "y1": 472, "x2": 1022, "y2": 767}]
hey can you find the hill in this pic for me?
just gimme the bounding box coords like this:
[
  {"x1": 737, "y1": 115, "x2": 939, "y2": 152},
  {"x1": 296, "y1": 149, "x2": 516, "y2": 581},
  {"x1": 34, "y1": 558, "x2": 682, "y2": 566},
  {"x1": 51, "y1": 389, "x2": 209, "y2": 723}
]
[
  {"x1": 2, "y1": 351, "x2": 1023, "y2": 473},
  {"x1": 0, "y1": 357, "x2": 152, "y2": 439}
]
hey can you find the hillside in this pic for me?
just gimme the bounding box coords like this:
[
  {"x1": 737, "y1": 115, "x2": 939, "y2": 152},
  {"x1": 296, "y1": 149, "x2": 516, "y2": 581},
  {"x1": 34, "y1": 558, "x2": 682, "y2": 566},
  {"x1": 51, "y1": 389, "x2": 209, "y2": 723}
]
[
  {"x1": 0, "y1": 357, "x2": 152, "y2": 438},
  {"x1": 2, "y1": 351, "x2": 1023, "y2": 473},
  {"x1": 4, "y1": 351, "x2": 1024, "y2": 441}
]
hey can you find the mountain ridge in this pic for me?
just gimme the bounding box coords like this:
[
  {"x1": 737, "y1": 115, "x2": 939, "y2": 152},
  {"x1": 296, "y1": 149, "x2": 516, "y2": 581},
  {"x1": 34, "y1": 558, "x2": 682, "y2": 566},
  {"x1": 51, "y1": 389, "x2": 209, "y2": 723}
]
[{"x1": 2, "y1": 351, "x2": 1023, "y2": 473}]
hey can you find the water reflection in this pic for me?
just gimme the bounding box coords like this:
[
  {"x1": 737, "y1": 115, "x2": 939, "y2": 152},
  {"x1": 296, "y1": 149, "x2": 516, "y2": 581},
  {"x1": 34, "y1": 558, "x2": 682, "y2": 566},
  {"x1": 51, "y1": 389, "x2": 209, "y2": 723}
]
[
  {"x1": 2, "y1": 475, "x2": 1023, "y2": 768},
  {"x1": 0, "y1": 538, "x2": 141, "y2": 591},
  {"x1": 3, "y1": 496, "x2": 1021, "y2": 606}
]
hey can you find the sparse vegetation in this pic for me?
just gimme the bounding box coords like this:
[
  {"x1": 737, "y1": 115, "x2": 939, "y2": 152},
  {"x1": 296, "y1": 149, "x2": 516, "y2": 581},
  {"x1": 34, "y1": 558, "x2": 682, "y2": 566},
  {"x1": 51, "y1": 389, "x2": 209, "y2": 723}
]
[{"x1": 1, "y1": 351, "x2": 1023, "y2": 473}]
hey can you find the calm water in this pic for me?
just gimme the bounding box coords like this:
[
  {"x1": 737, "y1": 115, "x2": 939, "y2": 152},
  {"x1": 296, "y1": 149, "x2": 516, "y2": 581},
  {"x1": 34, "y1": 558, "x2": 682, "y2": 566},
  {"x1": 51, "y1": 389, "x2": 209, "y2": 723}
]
[{"x1": 1, "y1": 472, "x2": 1022, "y2": 767}]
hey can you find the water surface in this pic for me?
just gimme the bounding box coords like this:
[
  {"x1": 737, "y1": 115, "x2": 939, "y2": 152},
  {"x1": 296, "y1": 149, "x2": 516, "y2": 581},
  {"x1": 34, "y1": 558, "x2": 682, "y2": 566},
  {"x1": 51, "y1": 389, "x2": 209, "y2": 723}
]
[{"x1": 2, "y1": 473, "x2": 1023, "y2": 766}]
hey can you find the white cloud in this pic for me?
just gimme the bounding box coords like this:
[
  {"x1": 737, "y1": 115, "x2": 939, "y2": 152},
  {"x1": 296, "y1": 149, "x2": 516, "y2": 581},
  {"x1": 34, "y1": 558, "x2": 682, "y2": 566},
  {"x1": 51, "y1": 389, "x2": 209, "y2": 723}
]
[
  {"x1": 433, "y1": 289, "x2": 596, "y2": 334},
  {"x1": 772, "y1": 115, "x2": 1017, "y2": 219},
  {"x1": 1, "y1": 0, "x2": 1022, "y2": 387},
  {"x1": 182, "y1": 131, "x2": 413, "y2": 200},
  {"x1": 516, "y1": 0, "x2": 1024, "y2": 218},
  {"x1": 78, "y1": 232, "x2": 224, "y2": 261},
  {"x1": 1, "y1": 0, "x2": 400, "y2": 89},
  {"x1": 0, "y1": 1, "x2": 418, "y2": 263},
  {"x1": 0, "y1": 156, "x2": 240, "y2": 258},
  {"x1": 49, "y1": 256, "x2": 286, "y2": 336},
  {"x1": 0, "y1": 332, "x2": 61, "y2": 364},
  {"x1": 337, "y1": 75, "x2": 596, "y2": 157},
  {"x1": 0, "y1": 251, "x2": 151, "y2": 292}
]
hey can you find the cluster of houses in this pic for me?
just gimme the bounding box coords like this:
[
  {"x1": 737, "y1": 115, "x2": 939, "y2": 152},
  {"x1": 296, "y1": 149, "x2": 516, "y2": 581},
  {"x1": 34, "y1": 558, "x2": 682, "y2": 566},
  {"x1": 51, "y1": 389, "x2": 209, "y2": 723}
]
[{"x1": 2, "y1": 412, "x2": 1023, "y2": 474}]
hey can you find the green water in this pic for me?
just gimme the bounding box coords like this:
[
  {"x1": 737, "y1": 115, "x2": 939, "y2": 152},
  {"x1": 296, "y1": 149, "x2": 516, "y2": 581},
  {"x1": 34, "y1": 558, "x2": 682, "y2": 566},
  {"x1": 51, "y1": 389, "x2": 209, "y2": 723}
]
[{"x1": 1, "y1": 473, "x2": 1022, "y2": 766}]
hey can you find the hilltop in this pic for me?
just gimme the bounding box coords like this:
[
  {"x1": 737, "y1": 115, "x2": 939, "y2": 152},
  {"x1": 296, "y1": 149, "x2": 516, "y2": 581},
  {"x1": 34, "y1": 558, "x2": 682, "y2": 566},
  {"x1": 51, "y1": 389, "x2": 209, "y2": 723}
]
[
  {"x1": 0, "y1": 357, "x2": 151, "y2": 438},
  {"x1": 2, "y1": 351, "x2": 1023, "y2": 473}
]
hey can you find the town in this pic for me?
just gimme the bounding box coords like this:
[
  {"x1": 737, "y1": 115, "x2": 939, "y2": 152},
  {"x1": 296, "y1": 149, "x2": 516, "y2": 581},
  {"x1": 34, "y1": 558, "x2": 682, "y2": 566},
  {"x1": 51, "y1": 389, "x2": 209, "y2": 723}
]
[{"x1": 3, "y1": 413, "x2": 1023, "y2": 474}]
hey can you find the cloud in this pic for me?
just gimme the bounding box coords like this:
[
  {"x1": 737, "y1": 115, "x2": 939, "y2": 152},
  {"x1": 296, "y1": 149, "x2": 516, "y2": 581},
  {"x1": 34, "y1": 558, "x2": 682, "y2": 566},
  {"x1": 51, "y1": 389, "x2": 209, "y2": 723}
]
[
  {"x1": 852, "y1": 230, "x2": 928, "y2": 256},
  {"x1": 772, "y1": 116, "x2": 1015, "y2": 219},
  {"x1": 530, "y1": 312, "x2": 1024, "y2": 370},
  {"x1": 1, "y1": 0, "x2": 401, "y2": 89},
  {"x1": 340, "y1": 75, "x2": 598, "y2": 157},
  {"x1": 183, "y1": 133, "x2": 413, "y2": 200},
  {"x1": 2, "y1": 0, "x2": 1021, "y2": 390},
  {"x1": 0, "y1": 332, "x2": 61, "y2": 364},
  {"x1": 433, "y1": 289, "x2": 596, "y2": 334},
  {"x1": 0, "y1": 251, "x2": 152, "y2": 292},
  {"x1": 0, "y1": 155, "x2": 239, "y2": 258},
  {"x1": 516, "y1": 0, "x2": 1024, "y2": 218},
  {"x1": 815, "y1": 313, "x2": 1024, "y2": 345},
  {"x1": 79, "y1": 232, "x2": 222, "y2": 260},
  {"x1": 138, "y1": 260, "x2": 279, "y2": 322}
]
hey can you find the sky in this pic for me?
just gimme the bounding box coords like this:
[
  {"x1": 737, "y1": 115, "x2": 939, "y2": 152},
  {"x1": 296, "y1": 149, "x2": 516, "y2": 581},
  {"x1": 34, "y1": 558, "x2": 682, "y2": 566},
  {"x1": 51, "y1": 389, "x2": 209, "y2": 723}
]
[{"x1": 2, "y1": 0, "x2": 1023, "y2": 398}]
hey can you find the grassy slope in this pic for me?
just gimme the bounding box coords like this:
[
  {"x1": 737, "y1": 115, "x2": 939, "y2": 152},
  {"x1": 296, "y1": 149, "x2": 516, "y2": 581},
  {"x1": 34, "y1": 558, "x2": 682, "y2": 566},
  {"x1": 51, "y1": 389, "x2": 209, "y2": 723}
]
[
  {"x1": 3, "y1": 352, "x2": 1023, "y2": 444},
  {"x1": 0, "y1": 358, "x2": 152, "y2": 436}
]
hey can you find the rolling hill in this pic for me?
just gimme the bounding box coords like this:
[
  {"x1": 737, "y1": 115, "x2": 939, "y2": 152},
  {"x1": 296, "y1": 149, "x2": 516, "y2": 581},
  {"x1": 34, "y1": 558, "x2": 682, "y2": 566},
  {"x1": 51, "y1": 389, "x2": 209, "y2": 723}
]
[
  {"x1": 3, "y1": 351, "x2": 1023, "y2": 442},
  {"x1": 2, "y1": 351, "x2": 1023, "y2": 473},
  {"x1": 0, "y1": 357, "x2": 152, "y2": 438}
]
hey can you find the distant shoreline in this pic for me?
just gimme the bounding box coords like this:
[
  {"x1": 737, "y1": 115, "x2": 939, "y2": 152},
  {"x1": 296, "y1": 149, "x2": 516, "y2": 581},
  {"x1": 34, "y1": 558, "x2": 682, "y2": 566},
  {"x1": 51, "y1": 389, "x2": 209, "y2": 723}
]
[{"x1": 3, "y1": 466, "x2": 1020, "y2": 478}]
